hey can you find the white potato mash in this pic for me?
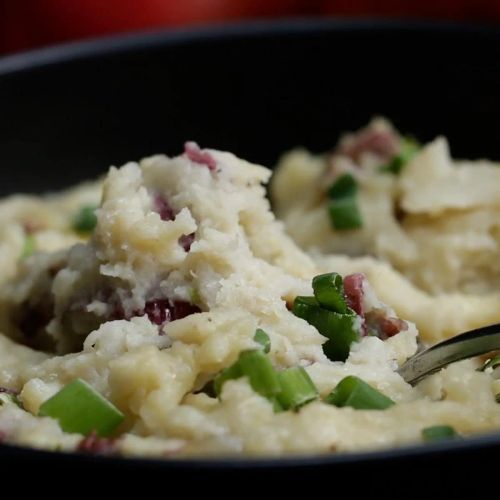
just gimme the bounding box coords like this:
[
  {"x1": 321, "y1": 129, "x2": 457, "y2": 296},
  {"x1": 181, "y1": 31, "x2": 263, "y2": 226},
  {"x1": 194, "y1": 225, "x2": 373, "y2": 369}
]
[
  {"x1": 272, "y1": 119, "x2": 500, "y2": 344},
  {"x1": 0, "y1": 138, "x2": 498, "y2": 458}
]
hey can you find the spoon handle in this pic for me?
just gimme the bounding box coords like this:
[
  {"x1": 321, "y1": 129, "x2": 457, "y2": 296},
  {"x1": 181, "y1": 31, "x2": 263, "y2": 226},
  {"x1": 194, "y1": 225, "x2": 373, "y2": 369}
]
[{"x1": 398, "y1": 323, "x2": 500, "y2": 386}]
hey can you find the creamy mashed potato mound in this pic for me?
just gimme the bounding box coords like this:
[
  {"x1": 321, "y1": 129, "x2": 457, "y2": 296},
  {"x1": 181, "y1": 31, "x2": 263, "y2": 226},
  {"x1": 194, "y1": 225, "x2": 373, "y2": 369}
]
[
  {"x1": 272, "y1": 119, "x2": 500, "y2": 343},
  {"x1": 0, "y1": 139, "x2": 498, "y2": 458}
]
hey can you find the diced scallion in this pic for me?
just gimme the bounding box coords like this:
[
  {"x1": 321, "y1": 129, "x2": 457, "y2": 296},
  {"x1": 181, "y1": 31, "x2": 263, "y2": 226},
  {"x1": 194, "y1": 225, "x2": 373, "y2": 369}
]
[
  {"x1": 189, "y1": 287, "x2": 201, "y2": 306},
  {"x1": 325, "y1": 376, "x2": 395, "y2": 410},
  {"x1": 213, "y1": 336, "x2": 319, "y2": 413},
  {"x1": 422, "y1": 425, "x2": 458, "y2": 442},
  {"x1": 214, "y1": 350, "x2": 280, "y2": 399},
  {"x1": 320, "y1": 312, "x2": 360, "y2": 362},
  {"x1": 380, "y1": 137, "x2": 420, "y2": 175},
  {"x1": 214, "y1": 362, "x2": 243, "y2": 397},
  {"x1": 72, "y1": 205, "x2": 98, "y2": 234},
  {"x1": 21, "y1": 235, "x2": 36, "y2": 258},
  {"x1": 292, "y1": 295, "x2": 319, "y2": 311},
  {"x1": 237, "y1": 350, "x2": 281, "y2": 398},
  {"x1": 327, "y1": 173, "x2": 358, "y2": 199},
  {"x1": 312, "y1": 272, "x2": 347, "y2": 314},
  {"x1": 254, "y1": 328, "x2": 271, "y2": 353},
  {"x1": 38, "y1": 379, "x2": 124, "y2": 437},
  {"x1": 328, "y1": 197, "x2": 363, "y2": 230},
  {"x1": 293, "y1": 296, "x2": 360, "y2": 362},
  {"x1": 269, "y1": 396, "x2": 284, "y2": 413},
  {"x1": 276, "y1": 367, "x2": 318, "y2": 410},
  {"x1": 327, "y1": 174, "x2": 363, "y2": 231}
]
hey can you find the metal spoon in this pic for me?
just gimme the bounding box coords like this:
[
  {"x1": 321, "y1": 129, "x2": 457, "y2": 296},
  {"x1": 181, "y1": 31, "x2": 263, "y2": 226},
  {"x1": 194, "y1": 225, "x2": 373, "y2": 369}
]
[{"x1": 398, "y1": 323, "x2": 500, "y2": 385}]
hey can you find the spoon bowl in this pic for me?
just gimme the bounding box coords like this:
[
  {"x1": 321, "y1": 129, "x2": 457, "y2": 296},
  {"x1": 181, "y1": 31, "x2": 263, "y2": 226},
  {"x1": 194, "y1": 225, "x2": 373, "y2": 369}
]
[{"x1": 398, "y1": 323, "x2": 500, "y2": 385}]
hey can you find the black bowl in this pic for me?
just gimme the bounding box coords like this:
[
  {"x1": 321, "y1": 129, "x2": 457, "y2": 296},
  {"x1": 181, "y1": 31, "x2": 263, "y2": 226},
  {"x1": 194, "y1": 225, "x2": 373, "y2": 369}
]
[{"x1": 1, "y1": 19, "x2": 499, "y2": 485}]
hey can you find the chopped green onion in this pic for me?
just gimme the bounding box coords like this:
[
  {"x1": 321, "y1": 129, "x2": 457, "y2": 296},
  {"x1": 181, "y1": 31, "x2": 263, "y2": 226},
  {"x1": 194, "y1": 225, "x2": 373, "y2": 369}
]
[
  {"x1": 189, "y1": 287, "x2": 201, "y2": 306},
  {"x1": 327, "y1": 173, "x2": 358, "y2": 199},
  {"x1": 293, "y1": 296, "x2": 360, "y2": 361},
  {"x1": 325, "y1": 376, "x2": 395, "y2": 410},
  {"x1": 21, "y1": 235, "x2": 36, "y2": 258},
  {"x1": 214, "y1": 350, "x2": 280, "y2": 400},
  {"x1": 380, "y1": 137, "x2": 420, "y2": 175},
  {"x1": 478, "y1": 355, "x2": 500, "y2": 372},
  {"x1": 269, "y1": 396, "x2": 284, "y2": 413},
  {"x1": 328, "y1": 197, "x2": 363, "y2": 230},
  {"x1": 214, "y1": 362, "x2": 243, "y2": 397},
  {"x1": 422, "y1": 425, "x2": 458, "y2": 442},
  {"x1": 38, "y1": 379, "x2": 124, "y2": 437},
  {"x1": 312, "y1": 272, "x2": 347, "y2": 314},
  {"x1": 214, "y1": 346, "x2": 317, "y2": 413},
  {"x1": 214, "y1": 348, "x2": 319, "y2": 413},
  {"x1": 327, "y1": 174, "x2": 363, "y2": 231},
  {"x1": 254, "y1": 328, "x2": 271, "y2": 354},
  {"x1": 276, "y1": 367, "x2": 318, "y2": 411},
  {"x1": 292, "y1": 295, "x2": 319, "y2": 310},
  {"x1": 72, "y1": 205, "x2": 98, "y2": 234},
  {"x1": 320, "y1": 312, "x2": 360, "y2": 362},
  {"x1": 238, "y1": 350, "x2": 281, "y2": 399},
  {"x1": 379, "y1": 156, "x2": 404, "y2": 175}
]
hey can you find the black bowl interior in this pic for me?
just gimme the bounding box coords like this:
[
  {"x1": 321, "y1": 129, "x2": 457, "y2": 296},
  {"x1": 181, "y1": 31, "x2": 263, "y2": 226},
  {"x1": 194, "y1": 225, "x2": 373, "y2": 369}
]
[
  {"x1": 1, "y1": 19, "x2": 500, "y2": 480},
  {"x1": 1, "y1": 19, "x2": 500, "y2": 195}
]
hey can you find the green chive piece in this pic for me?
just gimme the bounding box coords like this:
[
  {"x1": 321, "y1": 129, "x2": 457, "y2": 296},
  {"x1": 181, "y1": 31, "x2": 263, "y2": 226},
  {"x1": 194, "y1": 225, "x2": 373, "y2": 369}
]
[
  {"x1": 276, "y1": 367, "x2": 319, "y2": 411},
  {"x1": 325, "y1": 376, "x2": 395, "y2": 410},
  {"x1": 422, "y1": 425, "x2": 458, "y2": 442},
  {"x1": 328, "y1": 197, "x2": 363, "y2": 230},
  {"x1": 312, "y1": 272, "x2": 347, "y2": 314},
  {"x1": 238, "y1": 350, "x2": 281, "y2": 399},
  {"x1": 270, "y1": 396, "x2": 285, "y2": 413},
  {"x1": 380, "y1": 137, "x2": 420, "y2": 175},
  {"x1": 320, "y1": 311, "x2": 360, "y2": 362},
  {"x1": 21, "y1": 235, "x2": 36, "y2": 258},
  {"x1": 72, "y1": 205, "x2": 98, "y2": 234},
  {"x1": 38, "y1": 379, "x2": 124, "y2": 437},
  {"x1": 214, "y1": 350, "x2": 280, "y2": 399},
  {"x1": 254, "y1": 328, "x2": 271, "y2": 354},
  {"x1": 327, "y1": 173, "x2": 358, "y2": 199},
  {"x1": 292, "y1": 295, "x2": 319, "y2": 310},
  {"x1": 327, "y1": 173, "x2": 363, "y2": 231},
  {"x1": 293, "y1": 296, "x2": 360, "y2": 361},
  {"x1": 189, "y1": 287, "x2": 201, "y2": 306},
  {"x1": 478, "y1": 355, "x2": 500, "y2": 372},
  {"x1": 214, "y1": 362, "x2": 243, "y2": 397}
]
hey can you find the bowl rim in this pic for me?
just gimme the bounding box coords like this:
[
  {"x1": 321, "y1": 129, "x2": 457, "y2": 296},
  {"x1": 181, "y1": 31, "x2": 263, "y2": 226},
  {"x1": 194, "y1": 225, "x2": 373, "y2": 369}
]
[
  {"x1": 0, "y1": 16, "x2": 498, "y2": 77},
  {"x1": 2, "y1": 429, "x2": 500, "y2": 468},
  {"x1": 1, "y1": 17, "x2": 500, "y2": 467}
]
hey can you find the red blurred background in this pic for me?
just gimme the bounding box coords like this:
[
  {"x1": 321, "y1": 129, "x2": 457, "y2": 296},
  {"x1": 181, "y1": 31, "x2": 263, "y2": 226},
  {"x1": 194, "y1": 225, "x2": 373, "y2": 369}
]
[{"x1": 1, "y1": 0, "x2": 500, "y2": 55}]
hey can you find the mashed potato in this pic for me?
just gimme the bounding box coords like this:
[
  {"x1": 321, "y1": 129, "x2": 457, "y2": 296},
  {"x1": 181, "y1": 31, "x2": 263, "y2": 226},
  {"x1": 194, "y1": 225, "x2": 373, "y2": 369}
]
[
  {"x1": 0, "y1": 140, "x2": 498, "y2": 458},
  {"x1": 272, "y1": 119, "x2": 500, "y2": 343}
]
